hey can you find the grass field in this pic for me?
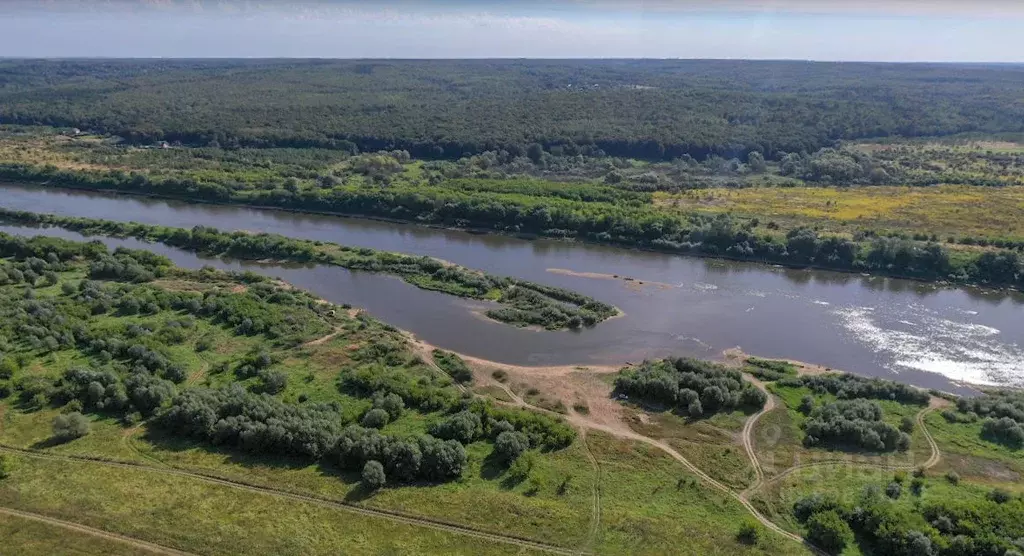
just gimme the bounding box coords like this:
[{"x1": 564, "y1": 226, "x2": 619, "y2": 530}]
[
  {"x1": 922, "y1": 409, "x2": 1024, "y2": 485},
  {"x1": 0, "y1": 402, "x2": 809, "y2": 555},
  {"x1": 0, "y1": 452, "x2": 539, "y2": 556},
  {"x1": 749, "y1": 464, "x2": 1001, "y2": 549},
  {"x1": 624, "y1": 407, "x2": 757, "y2": 490},
  {"x1": 0, "y1": 511, "x2": 155, "y2": 556},
  {"x1": 753, "y1": 383, "x2": 932, "y2": 475},
  {"x1": 656, "y1": 185, "x2": 1024, "y2": 241},
  {"x1": 3, "y1": 128, "x2": 1023, "y2": 247}
]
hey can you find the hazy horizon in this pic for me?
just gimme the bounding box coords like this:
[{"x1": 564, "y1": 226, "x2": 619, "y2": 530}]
[{"x1": 1, "y1": 0, "x2": 1022, "y2": 63}]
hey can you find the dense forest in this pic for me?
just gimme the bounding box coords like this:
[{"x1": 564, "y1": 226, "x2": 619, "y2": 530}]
[{"x1": 1, "y1": 59, "x2": 1023, "y2": 160}]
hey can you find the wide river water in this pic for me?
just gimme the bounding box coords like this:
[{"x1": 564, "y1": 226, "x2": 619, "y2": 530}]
[{"x1": 1, "y1": 182, "x2": 1022, "y2": 394}]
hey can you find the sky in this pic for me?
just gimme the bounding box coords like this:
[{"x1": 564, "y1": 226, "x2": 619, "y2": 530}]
[{"x1": 2, "y1": 1, "x2": 1023, "y2": 62}]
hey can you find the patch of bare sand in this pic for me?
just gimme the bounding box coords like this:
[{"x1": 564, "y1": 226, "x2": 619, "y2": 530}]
[
  {"x1": 546, "y1": 268, "x2": 674, "y2": 291},
  {"x1": 410, "y1": 337, "x2": 619, "y2": 377},
  {"x1": 407, "y1": 335, "x2": 636, "y2": 435}
]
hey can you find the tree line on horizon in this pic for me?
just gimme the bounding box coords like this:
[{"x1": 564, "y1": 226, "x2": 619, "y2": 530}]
[{"x1": 1, "y1": 59, "x2": 1022, "y2": 161}]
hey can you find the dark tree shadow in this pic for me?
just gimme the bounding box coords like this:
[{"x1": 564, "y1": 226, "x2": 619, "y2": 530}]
[
  {"x1": 343, "y1": 484, "x2": 376, "y2": 503},
  {"x1": 479, "y1": 449, "x2": 508, "y2": 481},
  {"x1": 31, "y1": 435, "x2": 75, "y2": 449},
  {"x1": 139, "y1": 428, "x2": 347, "y2": 476}
]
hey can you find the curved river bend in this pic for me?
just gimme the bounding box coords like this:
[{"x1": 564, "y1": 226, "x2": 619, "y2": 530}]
[{"x1": 1, "y1": 182, "x2": 1022, "y2": 394}]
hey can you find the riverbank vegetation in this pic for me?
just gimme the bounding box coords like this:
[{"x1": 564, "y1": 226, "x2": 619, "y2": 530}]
[
  {"x1": 759, "y1": 465, "x2": 1024, "y2": 556},
  {"x1": 743, "y1": 366, "x2": 1024, "y2": 556},
  {"x1": 761, "y1": 373, "x2": 928, "y2": 459},
  {"x1": 2, "y1": 58, "x2": 1024, "y2": 554},
  {"x1": 0, "y1": 233, "x2": 580, "y2": 477},
  {"x1": 0, "y1": 231, "x2": 811, "y2": 555},
  {"x1": 614, "y1": 358, "x2": 767, "y2": 418},
  {"x1": 0, "y1": 127, "x2": 1021, "y2": 292},
  {"x1": 0, "y1": 208, "x2": 617, "y2": 330}
]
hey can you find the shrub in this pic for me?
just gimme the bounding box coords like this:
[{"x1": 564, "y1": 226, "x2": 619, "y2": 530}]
[
  {"x1": 0, "y1": 455, "x2": 11, "y2": 479},
  {"x1": 782, "y1": 373, "x2": 929, "y2": 405},
  {"x1": 799, "y1": 395, "x2": 815, "y2": 414},
  {"x1": 383, "y1": 440, "x2": 422, "y2": 482},
  {"x1": 490, "y1": 419, "x2": 515, "y2": 438},
  {"x1": 159, "y1": 385, "x2": 344, "y2": 459},
  {"x1": 744, "y1": 358, "x2": 796, "y2": 381},
  {"x1": 431, "y1": 349, "x2": 473, "y2": 384},
  {"x1": 981, "y1": 417, "x2": 1024, "y2": 448},
  {"x1": 52, "y1": 412, "x2": 90, "y2": 441},
  {"x1": 417, "y1": 435, "x2": 467, "y2": 481},
  {"x1": 361, "y1": 460, "x2": 386, "y2": 490},
  {"x1": 900, "y1": 416, "x2": 916, "y2": 433},
  {"x1": 373, "y1": 392, "x2": 405, "y2": 420},
  {"x1": 945, "y1": 471, "x2": 960, "y2": 485},
  {"x1": 361, "y1": 408, "x2": 390, "y2": 429},
  {"x1": 886, "y1": 481, "x2": 903, "y2": 499},
  {"x1": 794, "y1": 493, "x2": 844, "y2": 522},
  {"x1": 988, "y1": 488, "x2": 1012, "y2": 504},
  {"x1": 507, "y1": 452, "x2": 535, "y2": 483},
  {"x1": 614, "y1": 357, "x2": 765, "y2": 416},
  {"x1": 429, "y1": 410, "x2": 482, "y2": 444},
  {"x1": 803, "y1": 399, "x2": 910, "y2": 452},
  {"x1": 805, "y1": 510, "x2": 853, "y2": 555},
  {"x1": 736, "y1": 521, "x2": 761, "y2": 545},
  {"x1": 494, "y1": 431, "x2": 530, "y2": 462},
  {"x1": 0, "y1": 358, "x2": 16, "y2": 380},
  {"x1": 255, "y1": 369, "x2": 287, "y2": 394}
]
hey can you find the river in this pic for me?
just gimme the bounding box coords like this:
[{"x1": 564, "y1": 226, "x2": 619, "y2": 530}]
[{"x1": 1, "y1": 182, "x2": 1021, "y2": 393}]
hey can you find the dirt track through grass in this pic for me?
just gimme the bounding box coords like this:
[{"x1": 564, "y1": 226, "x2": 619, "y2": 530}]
[
  {"x1": 579, "y1": 429, "x2": 602, "y2": 554},
  {"x1": 0, "y1": 445, "x2": 577, "y2": 556},
  {"x1": 0, "y1": 506, "x2": 198, "y2": 556}
]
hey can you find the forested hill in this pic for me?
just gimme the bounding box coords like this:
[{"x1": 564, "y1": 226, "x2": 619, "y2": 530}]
[{"x1": 1, "y1": 59, "x2": 1023, "y2": 160}]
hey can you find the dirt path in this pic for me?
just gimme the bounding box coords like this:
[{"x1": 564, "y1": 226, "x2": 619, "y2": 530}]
[
  {"x1": 301, "y1": 326, "x2": 344, "y2": 348},
  {"x1": 420, "y1": 340, "x2": 819, "y2": 552},
  {"x1": 407, "y1": 339, "x2": 470, "y2": 395},
  {"x1": 579, "y1": 429, "x2": 602, "y2": 555},
  {"x1": 120, "y1": 423, "x2": 171, "y2": 469},
  {"x1": 918, "y1": 403, "x2": 943, "y2": 470},
  {"x1": 748, "y1": 404, "x2": 944, "y2": 491},
  {"x1": 740, "y1": 376, "x2": 773, "y2": 487},
  {"x1": 0, "y1": 445, "x2": 574, "y2": 556},
  {"x1": 563, "y1": 417, "x2": 819, "y2": 552},
  {"x1": 493, "y1": 379, "x2": 526, "y2": 407},
  {"x1": 185, "y1": 361, "x2": 210, "y2": 387},
  {"x1": 0, "y1": 506, "x2": 198, "y2": 556}
]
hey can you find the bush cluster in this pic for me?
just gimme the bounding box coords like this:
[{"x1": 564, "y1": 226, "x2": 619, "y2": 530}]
[
  {"x1": 614, "y1": 358, "x2": 767, "y2": 417},
  {"x1": 336, "y1": 426, "x2": 467, "y2": 482},
  {"x1": 803, "y1": 400, "x2": 911, "y2": 452},
  {"x1": 780, "y1": 373, "x2": 930, "y2": 405},
  {"x1": 795, "y1": 482, "x2": 1024, "y2": 556},
  {"x1": 431, "y1": 349, "x2": 473, "y2": 384},
  {"x1": 957, "y1": 391, "x2": 1024, "y2": 448}
]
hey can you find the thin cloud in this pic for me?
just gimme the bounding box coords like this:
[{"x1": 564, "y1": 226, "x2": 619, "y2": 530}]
[{"x1": 1, "y1": 0, "x2": 1022, "y2": 61}]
